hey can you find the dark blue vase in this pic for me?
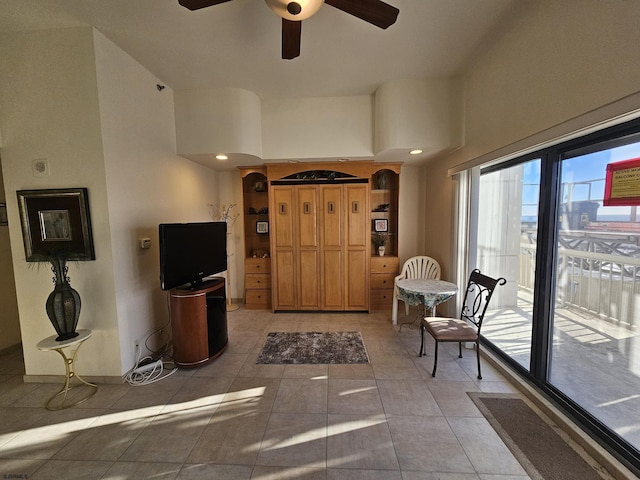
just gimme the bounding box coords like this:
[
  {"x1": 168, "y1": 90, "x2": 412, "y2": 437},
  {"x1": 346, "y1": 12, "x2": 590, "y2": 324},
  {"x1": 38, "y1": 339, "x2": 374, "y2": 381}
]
[{"x1": 45, "y1": 257, "x2": 81, "y2": 341}]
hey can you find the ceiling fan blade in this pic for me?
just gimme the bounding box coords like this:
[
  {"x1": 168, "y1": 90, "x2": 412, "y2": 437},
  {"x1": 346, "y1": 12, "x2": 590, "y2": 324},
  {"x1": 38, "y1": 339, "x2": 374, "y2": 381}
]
[
  {"x1": 282, "y1": 18, "x2": 301, "y2": 60},
  {"x1": 325, "y1": 0, "x2": 399, "y2": 29},
  {"x1": 178, "y1": 0, "x2": 234, "y2": 11}
]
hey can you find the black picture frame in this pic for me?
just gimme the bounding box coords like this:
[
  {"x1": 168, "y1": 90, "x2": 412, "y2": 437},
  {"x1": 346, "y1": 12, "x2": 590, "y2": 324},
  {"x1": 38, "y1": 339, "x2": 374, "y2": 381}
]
[
  {"x1": 0, "y1": 203, "x2": 7, "y2": 226},
  {"x1": 373, "y1": 219, "x2": 388, "y2": 232},
  {"x1": 17, "y1": 188, "x2": 95, "y2": 262},
  {"x1": 256, "y1": 220, "x2": 269, "y2": 234}
]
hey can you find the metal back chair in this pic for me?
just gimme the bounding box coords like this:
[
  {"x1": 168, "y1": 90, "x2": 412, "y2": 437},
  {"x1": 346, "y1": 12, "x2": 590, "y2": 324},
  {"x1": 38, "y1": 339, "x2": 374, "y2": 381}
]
[
  {"x1": 392, "y1": 256, "x2": 441, "y2": 324},
  {"x1": 419, "y1": 269, "x2": 506, "y2": 379}
]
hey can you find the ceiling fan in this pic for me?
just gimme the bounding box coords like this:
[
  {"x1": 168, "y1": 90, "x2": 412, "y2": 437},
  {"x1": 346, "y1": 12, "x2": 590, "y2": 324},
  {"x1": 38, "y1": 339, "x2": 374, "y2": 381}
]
[{"x1": 178, "y1": 0, "x2": 399, "y2": 60}]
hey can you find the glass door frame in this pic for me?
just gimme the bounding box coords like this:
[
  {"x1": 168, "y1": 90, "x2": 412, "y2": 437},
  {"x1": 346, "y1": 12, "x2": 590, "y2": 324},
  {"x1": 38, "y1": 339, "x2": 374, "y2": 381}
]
[{"x1": 470, "y1": 116, "x2": 640, "y2": 475}]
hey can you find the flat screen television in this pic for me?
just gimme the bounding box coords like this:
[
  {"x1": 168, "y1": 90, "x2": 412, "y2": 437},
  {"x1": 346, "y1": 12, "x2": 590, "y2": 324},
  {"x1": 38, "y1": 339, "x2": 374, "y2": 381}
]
[{"x1": 159, "y1": 221, "x2": 227, "y2": 290}]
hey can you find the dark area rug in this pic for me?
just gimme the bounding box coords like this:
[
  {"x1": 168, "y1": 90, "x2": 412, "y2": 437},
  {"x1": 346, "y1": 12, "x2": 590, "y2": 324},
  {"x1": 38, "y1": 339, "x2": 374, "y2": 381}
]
[
  {"x1": 256, "y1": 331, "x2": 369, "y2": 364},
  {"x1": 468, "y1": 393, "x2": 610, "y2": 480}
]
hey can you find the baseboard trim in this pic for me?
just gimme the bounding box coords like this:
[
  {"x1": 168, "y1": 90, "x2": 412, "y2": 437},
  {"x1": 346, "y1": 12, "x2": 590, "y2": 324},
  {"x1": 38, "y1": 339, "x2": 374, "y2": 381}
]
[{"x1": 23, "y1": 374, "x2": 125, "y2": 385}]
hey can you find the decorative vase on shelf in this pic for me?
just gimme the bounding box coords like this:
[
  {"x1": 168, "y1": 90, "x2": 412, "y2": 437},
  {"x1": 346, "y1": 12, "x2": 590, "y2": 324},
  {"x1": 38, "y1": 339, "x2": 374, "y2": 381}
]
[
  {"x1": 378, "y1": 246, "x2": 385, "y2": 256},
  {"x1": 376, "y1": 171, "x2": 389, "y2": 190},
  {"x1": 45, "y1": 256, "x2": 81, "y2": 341}
]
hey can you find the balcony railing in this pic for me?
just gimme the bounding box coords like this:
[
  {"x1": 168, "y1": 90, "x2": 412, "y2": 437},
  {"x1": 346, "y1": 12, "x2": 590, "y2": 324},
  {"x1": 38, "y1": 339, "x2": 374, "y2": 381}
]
[{"x1": 519, "y1": 244, "x2": 640, "y2": 328}]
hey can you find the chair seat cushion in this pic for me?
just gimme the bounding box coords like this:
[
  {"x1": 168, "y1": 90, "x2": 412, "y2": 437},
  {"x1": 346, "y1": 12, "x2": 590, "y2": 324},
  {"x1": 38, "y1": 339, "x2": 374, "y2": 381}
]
[{"x1": 422, "y1": 316, "x2": 478, "y2": 342}]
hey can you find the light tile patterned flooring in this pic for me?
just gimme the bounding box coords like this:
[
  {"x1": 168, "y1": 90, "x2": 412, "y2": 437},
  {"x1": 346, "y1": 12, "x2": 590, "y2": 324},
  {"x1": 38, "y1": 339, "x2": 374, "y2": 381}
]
[{"x1": 0, "y1": 308, "x2": 539, "y2": 479}]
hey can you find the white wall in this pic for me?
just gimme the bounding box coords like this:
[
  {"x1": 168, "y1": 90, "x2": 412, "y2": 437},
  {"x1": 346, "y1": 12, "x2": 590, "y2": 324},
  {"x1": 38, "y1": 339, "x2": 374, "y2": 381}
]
[
  {"x1": 214, "y1": 170, "x2": 243, "y2": 302},
  {"x1": 94, "y1": 30, "x2": 221, "y2": 374},
  {"x1": 261, "y1": 96, "x2": 373, "y2": 160},
  {"x1": 374, "y1": 79, "x2": 459, "y2": 156},
  {"x1": 0, "y1": 27, "x2": 119, "y2": 376},
  {"x1": 175, "y1": 88, "x2": 263, "y2": 158},
  {"x1": 424, "y1": 0, "x2": 640, "y2": 284},
  {"x1": 397, "y1": 165, "x2": 426, "y2": 266},
  {"x1": 464, "y1": 1, "x2": 640, "y2": 157},
  {"x1": 0, "y1": 162, "x2": 20, "y2": 351},
  {"x1": 0, "y1": 27, "x2": 222, "y2": 377}
]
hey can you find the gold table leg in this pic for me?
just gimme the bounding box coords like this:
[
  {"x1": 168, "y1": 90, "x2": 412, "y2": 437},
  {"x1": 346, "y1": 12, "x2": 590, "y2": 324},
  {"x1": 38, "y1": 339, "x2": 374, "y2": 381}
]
[{"x1": 46, "y1": 340, "x2": 98, "y2": 411}]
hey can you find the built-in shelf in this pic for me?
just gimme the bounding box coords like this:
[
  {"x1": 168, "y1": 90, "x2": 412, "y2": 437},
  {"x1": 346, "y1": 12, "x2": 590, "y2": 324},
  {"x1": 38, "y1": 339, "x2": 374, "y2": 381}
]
[{"x1": 241, "y1": 168, "x2": 271, "y2": 309}]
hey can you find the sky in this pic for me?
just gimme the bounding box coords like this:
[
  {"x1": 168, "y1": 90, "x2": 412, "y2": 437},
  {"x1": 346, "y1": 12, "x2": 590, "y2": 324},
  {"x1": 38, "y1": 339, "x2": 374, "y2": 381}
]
[{"x1": 520, "y1": 142, "x2": 640, "y2": 219}]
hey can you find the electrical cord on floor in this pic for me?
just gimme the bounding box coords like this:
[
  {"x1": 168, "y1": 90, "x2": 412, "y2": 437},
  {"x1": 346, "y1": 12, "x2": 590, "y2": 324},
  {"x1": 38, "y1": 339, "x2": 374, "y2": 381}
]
[
  {"x1": 124, "y1": 329, "x2": 178, "y2": 386},
  {"x1": 145, "y1": 320, "x2": 173, "y2": 360}
]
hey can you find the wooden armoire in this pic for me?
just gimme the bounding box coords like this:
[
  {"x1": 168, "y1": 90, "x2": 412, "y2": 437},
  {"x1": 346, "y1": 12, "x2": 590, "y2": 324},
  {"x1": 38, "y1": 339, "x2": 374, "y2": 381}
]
[
  {"x1": 240, "y1": 161, "x2": 401, "y2": 312},
  {"x1": 270, "y1": 181, "x2": 369, "y2": 310}
]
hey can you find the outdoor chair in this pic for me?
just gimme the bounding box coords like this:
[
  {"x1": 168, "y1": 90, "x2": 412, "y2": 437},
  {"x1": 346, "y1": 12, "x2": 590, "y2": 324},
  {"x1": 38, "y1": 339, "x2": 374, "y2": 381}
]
[
  {"x1": 419, "y1": 269, "x2": 506, "y2": 379},
  {"x1": 392, "y1": 256, "x2": 441, "y2": 324}
]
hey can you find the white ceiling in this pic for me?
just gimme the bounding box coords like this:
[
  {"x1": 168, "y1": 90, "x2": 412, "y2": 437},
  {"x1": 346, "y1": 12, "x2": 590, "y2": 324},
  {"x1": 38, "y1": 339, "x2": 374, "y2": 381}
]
[{"x1": 0, "y1": 0, "x2": 518, "y2": 166}]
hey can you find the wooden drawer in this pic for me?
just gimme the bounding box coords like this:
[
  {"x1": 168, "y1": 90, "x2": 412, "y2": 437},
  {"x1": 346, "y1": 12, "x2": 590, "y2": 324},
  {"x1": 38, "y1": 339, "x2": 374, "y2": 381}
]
[
  {"x1": 370, "y1": 256, "x2": 399, "y2": 274},
  {"x1": 370, "y1": 273, "x2": 396, "y2": 289},
  {"x1": 245, "y1": 257, "x2": 271, "y2": 274},
  {"x1": 245, "y1": 289, "x2": 271, "y2": 308},
  {"x1": 245, "y1": 273, "x2": 271, "y2": 289},
  {"x1": 370, "y1": 288, "x2": 394, "y2": 309}
]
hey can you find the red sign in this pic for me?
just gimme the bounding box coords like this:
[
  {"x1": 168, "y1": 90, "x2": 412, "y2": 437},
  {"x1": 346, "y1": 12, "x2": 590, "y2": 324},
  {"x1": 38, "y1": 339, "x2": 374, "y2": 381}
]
[{"x1": 604, "y1": 157, "x2": 640, "y2": 206}]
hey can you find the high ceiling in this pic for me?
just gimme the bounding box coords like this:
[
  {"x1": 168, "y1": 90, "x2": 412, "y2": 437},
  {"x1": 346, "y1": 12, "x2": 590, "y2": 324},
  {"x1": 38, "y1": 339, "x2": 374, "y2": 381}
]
[{"x1": 0, "y1": 0, "x2": 518, "y2": 165}]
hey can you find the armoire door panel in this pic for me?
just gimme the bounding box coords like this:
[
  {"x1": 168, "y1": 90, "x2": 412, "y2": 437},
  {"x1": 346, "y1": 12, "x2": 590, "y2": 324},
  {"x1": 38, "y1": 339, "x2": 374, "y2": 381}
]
[
  {"x1": 321, "y1": 185, "x2": 343, "y2": 248},
  {"x1": 298, "y1": 249, "x2": 319, "y2": 308},
  {"x1": 273, "y1": 186, "x2": 294, "y2": 248},
  {"x1": 346, "y1": 249, "x2": 368, "y2": 309},
  {"x1": 297, "y1": 186, "x2": 318, "y2": 248},
  {"x1": 274, "y1": 249, "x2": 296, "y2": 308},
  {"x1": 345, "y1": 184, "x2": 368, "y2": 247},
  {"x1": 321, "y1": 249, "x2": 343, "y2": 309}
]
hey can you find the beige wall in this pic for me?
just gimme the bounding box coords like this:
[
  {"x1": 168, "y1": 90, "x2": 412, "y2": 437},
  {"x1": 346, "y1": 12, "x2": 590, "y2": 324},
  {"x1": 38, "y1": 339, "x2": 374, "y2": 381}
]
[
  {"x1": 0, "y1": 27, "x2": 117, "y2": 376},
  {"x1": 0, "y1": 160, "x2": 20, "y2": 351},
  {"x1": 397, "y1": 165, "x2": 426, "y2": 265},
  {"x1": 215, "y1": 170, "x2": 244, "y2": 302},
  {"x1": 0, "y1": 28, "x2": 221, "y2": 376},
  {"x1": 424, "y1": 0, "x2": 640, "y2": 289},
  {"x1": 93, "y1": 29, "x2": 221, "y2": 374},
  {"x1": 262, "y1": 95, "x2": 373, "y2": 160}
]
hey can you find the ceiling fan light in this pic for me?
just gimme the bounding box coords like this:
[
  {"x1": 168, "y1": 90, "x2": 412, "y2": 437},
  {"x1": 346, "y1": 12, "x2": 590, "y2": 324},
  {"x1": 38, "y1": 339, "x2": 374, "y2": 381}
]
[
  {"x1": 287, "y1": 2, "x2": 302, "y2": 15},
  {"x1": 264, "y1": 0, "x2": 324, "y2": 21}
]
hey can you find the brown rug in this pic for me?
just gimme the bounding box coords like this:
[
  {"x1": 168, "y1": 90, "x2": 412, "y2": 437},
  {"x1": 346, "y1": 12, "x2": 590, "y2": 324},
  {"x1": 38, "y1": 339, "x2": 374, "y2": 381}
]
[{"x1": 468, "y1": 393, "x2": 610, "y2": 480}]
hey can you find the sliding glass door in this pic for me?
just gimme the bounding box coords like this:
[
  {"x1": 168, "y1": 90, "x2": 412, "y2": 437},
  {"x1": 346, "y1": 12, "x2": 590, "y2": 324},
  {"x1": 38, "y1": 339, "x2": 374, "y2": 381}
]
[
  {"x1": 549, "y1": 138, "x2": 640, "y2": 453},
  {"x1": 470, "y1": 118, "x2": 640, "y2": 471},
  {"x1": 477, "y1": 158, "x2": 541, "y2": 371}
]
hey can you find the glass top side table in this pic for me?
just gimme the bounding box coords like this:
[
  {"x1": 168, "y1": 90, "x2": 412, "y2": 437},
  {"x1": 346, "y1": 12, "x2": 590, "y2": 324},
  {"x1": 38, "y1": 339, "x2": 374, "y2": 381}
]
[
  {"x1": 396, "y1": 279, "x2": 458, "y2": 331},
  {"x1": 36, "y1": 328, "x2": 98, "y2": 410}
]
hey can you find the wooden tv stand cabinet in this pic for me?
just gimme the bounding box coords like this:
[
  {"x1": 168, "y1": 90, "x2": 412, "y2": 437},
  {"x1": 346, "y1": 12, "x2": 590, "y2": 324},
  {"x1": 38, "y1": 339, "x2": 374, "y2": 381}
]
[{"x1": 169, "y1": 277, "x2": 228, "y2": 367}]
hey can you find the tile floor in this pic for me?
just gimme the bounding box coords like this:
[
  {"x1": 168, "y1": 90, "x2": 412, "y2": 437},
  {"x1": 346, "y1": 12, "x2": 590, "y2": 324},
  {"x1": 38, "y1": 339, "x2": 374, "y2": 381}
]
[{"x1": 0, "y1": 308, "x2": 551, "y2": 479}]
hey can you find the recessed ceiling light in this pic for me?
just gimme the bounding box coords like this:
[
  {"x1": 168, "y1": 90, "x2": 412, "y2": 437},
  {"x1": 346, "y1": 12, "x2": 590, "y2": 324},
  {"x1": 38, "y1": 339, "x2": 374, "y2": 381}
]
[
  {"x1": 337, "y1": 158, "x2": 349, "y2": 162},
  {"x1": 410, "y1": 149, "x2": 423, "y2": 155},
  {"x1": 216, "y1": 154, "x2": 228, "y2": 160}
]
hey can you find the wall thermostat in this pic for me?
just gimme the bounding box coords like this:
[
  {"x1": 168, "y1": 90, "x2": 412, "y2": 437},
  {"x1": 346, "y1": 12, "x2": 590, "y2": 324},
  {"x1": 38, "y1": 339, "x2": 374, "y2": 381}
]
[{"x1": 140, "y1": 238, "x2": 152, "y2": 249}]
